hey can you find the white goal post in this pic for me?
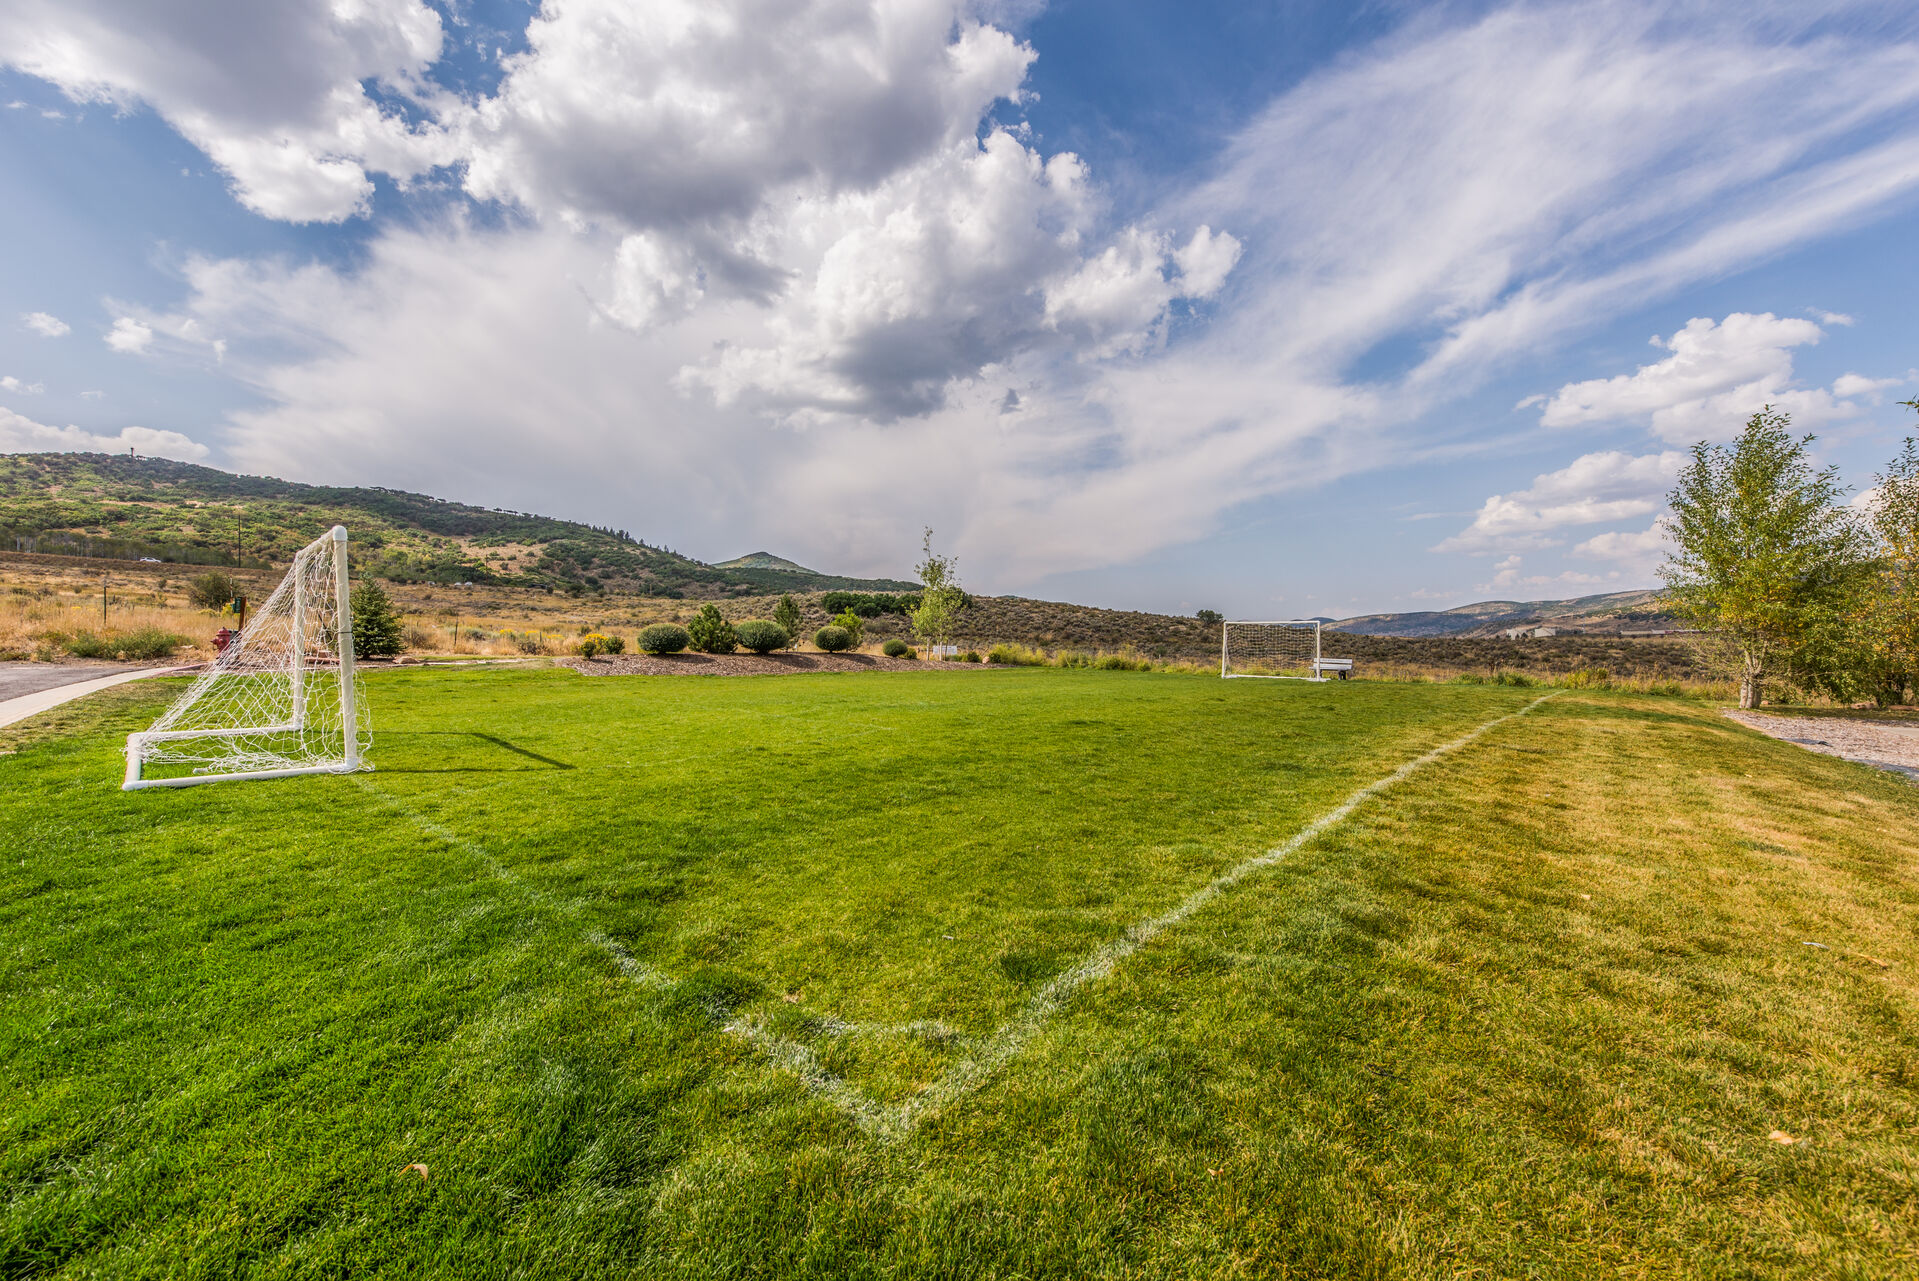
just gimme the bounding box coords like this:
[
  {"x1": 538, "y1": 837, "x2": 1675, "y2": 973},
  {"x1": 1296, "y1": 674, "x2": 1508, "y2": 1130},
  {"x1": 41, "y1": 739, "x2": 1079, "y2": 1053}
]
[
  {"x1": 124, "y1": 525, "x2": 369, "y2": 789},
  {"x1": 1221, "y1": 619, "x2": 1325, "y2": 681}
]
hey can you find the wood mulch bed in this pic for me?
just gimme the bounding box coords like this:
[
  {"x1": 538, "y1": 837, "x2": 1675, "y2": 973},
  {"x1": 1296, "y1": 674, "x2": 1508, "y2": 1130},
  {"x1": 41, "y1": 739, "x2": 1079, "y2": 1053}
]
[{"x1": 559, "y1": 652, "x2": 980, "y2": 677}]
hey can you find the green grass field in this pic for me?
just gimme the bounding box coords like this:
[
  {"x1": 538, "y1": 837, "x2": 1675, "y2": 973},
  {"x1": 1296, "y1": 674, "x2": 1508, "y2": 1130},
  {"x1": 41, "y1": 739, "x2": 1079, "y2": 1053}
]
[{"x1": 3, "y1": 667, "x2": 1917, "y2": 1278}]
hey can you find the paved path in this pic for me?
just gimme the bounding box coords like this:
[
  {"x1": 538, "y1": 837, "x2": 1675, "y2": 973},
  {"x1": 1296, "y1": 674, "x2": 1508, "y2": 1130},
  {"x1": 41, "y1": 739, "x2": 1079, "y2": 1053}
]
[{"x1": 0, "y1": 663, "x2": 191, "y2": 731}]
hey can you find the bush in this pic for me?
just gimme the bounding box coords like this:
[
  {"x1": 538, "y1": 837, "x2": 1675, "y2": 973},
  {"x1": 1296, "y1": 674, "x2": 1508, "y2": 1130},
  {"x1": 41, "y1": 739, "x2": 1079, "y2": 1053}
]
[
  {"x1": 1562, "y1": 667, "x2": 1612, "y2": 690},
  {"x1": 961, "y1": 650, "x2": 981, "y2": 663},
  {"x1": 350, "y1": 581, "x2": 405, "y2": 659},
  {"x1": 736, "y1": 620, "x2": 787, "y2": 654},
  {"x1": 1493, "y1": 671, "x2": 1537, "y2": 687},
  {"x1": 186, "y1": 570, "x2": 241, "y2": 611},
  {"x1": 831, "y1": 609, "x2": 865, "y2": 644},
  {"x1": 1095, "y1": 653, "x2": 1151, "y2": 671},
  {"x1": 688, "y1": 604, "x2": 737, "y2": 654},
  {"x1": 114, "y1": 626, "x2": 187, "y2": 660},
  {"x1": 987, "y1": 643, "x2": 1047, "y2": 666},
  {"x1": 57, "y1": 627, "x2": 188, "y2": 661},
  {"x1": 814, "y1": 625, "x2": 855, "y2": 652},
  {"x1": 402, "y1": 624, "x2": 436, "y2": 651},
  {"x1": 638, "y1": 623, "x2": 690, "y2": 654},
  {"x1": 881, "y1": 638, "x2": 910, "y2": 658},
  {"x1": 577, "y1": 632, "x2": 624, "y2": 658}
]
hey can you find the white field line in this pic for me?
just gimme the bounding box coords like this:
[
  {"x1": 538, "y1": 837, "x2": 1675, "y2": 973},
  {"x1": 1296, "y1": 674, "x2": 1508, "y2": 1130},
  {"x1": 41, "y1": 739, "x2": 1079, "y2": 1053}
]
[
  {"x1": 874, "y1": 691, "x2": 1560, "y2": 1138},
  {"x1": 359, "y1": 693, "x2": 1556, "y2": 1142}
]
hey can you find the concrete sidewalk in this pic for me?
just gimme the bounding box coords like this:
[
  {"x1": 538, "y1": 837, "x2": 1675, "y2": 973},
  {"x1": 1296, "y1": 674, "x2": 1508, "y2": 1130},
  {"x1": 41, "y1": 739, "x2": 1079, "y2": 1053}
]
[{"x1": 0, "y1": 662, "x2": 192, "y2": 732}]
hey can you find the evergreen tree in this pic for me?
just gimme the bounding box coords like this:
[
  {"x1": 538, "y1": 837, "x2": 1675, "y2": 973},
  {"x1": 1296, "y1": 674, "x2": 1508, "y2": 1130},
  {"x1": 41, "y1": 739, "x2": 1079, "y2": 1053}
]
[
  {"x1": 772, "y1": 594, "x2": 803, "y2": 649},
  {"x1": 688, "y1": 603, "x2": 738, "y2": 654},
  {"x1": 350, "y1": 580, "x2": 406, "y2": 659}
]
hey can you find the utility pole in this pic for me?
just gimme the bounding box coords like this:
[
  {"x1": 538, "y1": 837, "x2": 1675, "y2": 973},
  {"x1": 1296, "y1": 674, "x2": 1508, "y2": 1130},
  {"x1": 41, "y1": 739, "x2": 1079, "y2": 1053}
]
[{"x1": 102, "y1": 573, "x2": 108, "y2": 628}]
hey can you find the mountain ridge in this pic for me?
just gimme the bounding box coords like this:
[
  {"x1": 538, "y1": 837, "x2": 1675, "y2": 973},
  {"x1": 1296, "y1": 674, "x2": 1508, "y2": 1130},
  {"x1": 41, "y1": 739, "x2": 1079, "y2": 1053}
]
[{"x1": 0, "y1": 452, "x2": 917, "y2": 598}]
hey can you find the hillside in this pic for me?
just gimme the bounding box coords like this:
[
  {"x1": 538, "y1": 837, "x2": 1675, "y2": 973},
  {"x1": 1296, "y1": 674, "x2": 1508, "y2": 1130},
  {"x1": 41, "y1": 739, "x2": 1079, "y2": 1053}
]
[
  {"x1": 1326, "y1": 589, "x2": 1679, "y2": 637},
  {"x1": 0, "y1": 453, "x2": 915, "y2": 598},
  {"x1": 713, "y1": 551, "x2": 820, "y2": 574}
]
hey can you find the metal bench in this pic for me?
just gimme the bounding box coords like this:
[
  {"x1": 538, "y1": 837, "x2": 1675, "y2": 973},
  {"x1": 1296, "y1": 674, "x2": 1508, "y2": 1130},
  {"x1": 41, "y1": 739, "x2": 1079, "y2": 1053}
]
[{"x1": 1313, "y1": 658, "x2": 1355, "y2": 680}]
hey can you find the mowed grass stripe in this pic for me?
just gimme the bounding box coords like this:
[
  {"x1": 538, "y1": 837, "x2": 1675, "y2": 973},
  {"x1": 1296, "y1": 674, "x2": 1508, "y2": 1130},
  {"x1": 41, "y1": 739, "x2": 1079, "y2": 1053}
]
[{"x1": 3, "y1": 669, "x2": 1916, "y2": 1277}]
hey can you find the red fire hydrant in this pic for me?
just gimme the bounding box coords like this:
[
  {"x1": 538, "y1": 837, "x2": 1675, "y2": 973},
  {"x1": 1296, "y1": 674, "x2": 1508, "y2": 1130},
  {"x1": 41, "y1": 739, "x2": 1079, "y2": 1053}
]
[{"x1": 213, "y1": 627, "x2": 237, "y2": 654}]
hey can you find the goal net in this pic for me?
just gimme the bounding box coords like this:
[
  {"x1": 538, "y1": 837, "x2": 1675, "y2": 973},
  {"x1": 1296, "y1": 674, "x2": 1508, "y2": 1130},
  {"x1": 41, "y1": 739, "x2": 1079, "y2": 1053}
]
[
  {"x1": 1221, "y1": 619, "x2": 1323, "y2": 680},
  {"x1": 124, "y1": 526, "x2": 369, "y2": 789}
]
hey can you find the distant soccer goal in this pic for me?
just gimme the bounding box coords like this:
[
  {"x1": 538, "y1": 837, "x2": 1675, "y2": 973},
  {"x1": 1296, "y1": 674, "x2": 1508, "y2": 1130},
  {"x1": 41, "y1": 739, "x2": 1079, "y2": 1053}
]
[
  {"x1": 124, "y1": 526, "x2": 369, "y2": 789},
  {"x1": 1221, "y1": 619, "x2": 1324, "y2": 680}
]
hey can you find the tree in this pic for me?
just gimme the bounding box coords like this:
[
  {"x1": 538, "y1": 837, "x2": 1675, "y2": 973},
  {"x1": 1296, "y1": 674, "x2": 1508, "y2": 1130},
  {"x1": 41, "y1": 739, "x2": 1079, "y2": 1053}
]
[
  {"x1": 909, "y1": 527, "x2": 965, "y2": 652},
  {"x1": 350, "y1": 580, "x2": 405, "y2": 658},
  {"x1": 1855, "y1": 411, "x2": 1919, "y2": 704},
  {"x1": 1195, "y1": 609, "x2": 1223, "y2": 625},
  {"x1": 831, "y1": 608, "x2": 865, "y2": 645},
  {"x1": 186, "y1": 570, "x2": 241, "y2": 612},
  {"x1": 687, "y1": 603, "x2": 738, "y2": 653},
  {"x1": 772, "y1": 594, "x2": 803, "y2": 649},
  {"x1": 1662, "y1": 407, "x2": 1875, "y2": 708}
]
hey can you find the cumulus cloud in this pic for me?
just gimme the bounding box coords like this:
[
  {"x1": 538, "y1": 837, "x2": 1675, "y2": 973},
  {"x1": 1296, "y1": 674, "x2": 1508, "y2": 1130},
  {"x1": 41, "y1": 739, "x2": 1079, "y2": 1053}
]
[
  {"x1": 0, "y1": 0, "x2": 454, "y2": 221},
  {"x1": 22, "y1": 311, "x2": 69, "y2": 337},
  {"x1": 1435, "y1": 450, "x2": 1685, "y2": 554},
  {"x1": 1832, "y1": 371, "x2": 1907, "y2": 398},
  {"x1": 0, "y1": 406, "x2": 208, "y2": 460},
  {"x1": 1, "y1": 376, "x2": 46, "y2": 394},
  {"x1": 1571, "y1": 518, "x2": 1672, "y2": 581},
  {"x1": 105, "y1": 318, "x2": 153, "y2": 354},
  {"x1": 24, "y1": 1, "x2": 1919, "y2": 587}
]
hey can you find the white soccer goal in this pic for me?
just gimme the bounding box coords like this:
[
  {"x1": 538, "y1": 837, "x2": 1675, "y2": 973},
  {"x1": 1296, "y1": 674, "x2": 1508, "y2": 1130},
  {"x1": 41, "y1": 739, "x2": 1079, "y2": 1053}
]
[
  {"x1": 124, "y1": 526, "x2": 369, "y2": 789},
  {"x1": 1221, "y1": 619, "x2": 1324, "y2": 680}
]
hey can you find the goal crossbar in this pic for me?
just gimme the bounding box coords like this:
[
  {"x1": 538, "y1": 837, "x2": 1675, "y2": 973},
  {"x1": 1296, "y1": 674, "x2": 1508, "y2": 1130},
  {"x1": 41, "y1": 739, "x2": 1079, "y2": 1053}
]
[{"x1": 1221, "y1": 619, "x2": 1326, "y2": 681}]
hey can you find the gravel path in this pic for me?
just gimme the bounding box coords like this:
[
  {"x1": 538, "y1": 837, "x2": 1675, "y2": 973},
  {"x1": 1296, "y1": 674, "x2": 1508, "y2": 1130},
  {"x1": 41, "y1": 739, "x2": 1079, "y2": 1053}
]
[
  {"x1": 559, "y1": 652, "x2": 983, "y2": 677},
  {"x1": 1724, "y1": 710, "x2": 1919, "y2": 783}
]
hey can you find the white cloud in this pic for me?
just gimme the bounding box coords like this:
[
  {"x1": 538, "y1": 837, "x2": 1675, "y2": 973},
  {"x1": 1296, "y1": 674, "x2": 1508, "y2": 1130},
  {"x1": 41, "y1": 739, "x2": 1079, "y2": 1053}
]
[
  {"x1": 1832, "y1": 371, "x2": 1906, "y2": 398},
  {"x1": 44, "y1": 2, "x2": 1919, "y2": 588},
  {"x1": 1570, "y1": 518, "x2": 1672, "y2": 582},
  {"x1": 80, "y1": 389, "x2": 105, "y2": 400},
  {"x1": 0, "y1": 406, "x2": 208, "y2": 461},
  {"x1": 1533, "y1": 312, "x2": 1846, "y2": 442},
  {"x1": 0, "y1": 0, "x2": 454, "y2": 221},
  {"x1": 1, "y1": 376, "x2": 46, "y2": 394},
  {"x1": 1810, "y1": 308, "x2": 1854, "y2": 326},
  {"x1": 105, "y1": 318, "x2": 154, "y2": 354},
  {"x1": 22, "y1": 311, "x2": 69, "y2": 337},
  {"x1": 1435, "y1": 450, "x2": 1685, "y2": 554}
]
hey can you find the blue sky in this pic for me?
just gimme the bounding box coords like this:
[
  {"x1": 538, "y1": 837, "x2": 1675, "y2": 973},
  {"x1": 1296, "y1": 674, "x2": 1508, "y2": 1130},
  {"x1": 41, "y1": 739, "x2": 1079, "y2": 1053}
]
[{"x1": 3, "y1": 1, "x2": 1917, "y2": 619}]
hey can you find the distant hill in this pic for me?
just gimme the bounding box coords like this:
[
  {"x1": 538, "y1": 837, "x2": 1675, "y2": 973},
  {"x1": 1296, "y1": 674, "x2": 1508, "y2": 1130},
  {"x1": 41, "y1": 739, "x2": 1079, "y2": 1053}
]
[
  {"x1": 713, "y1": 551, "x2": 820, "y2": 574},
  {"x1": 0, "y1": 453, "x2": 917, "y2": 598},
  {"x1": 1327, "y1": 589, "x2": 1679, "y2": 637}
]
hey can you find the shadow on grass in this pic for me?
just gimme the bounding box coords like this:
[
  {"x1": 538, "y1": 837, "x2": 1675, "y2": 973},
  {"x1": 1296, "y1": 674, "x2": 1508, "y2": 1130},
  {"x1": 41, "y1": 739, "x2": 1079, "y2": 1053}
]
[{"x1": 373, "y1": 731, "x2": 575, "y2": 773}]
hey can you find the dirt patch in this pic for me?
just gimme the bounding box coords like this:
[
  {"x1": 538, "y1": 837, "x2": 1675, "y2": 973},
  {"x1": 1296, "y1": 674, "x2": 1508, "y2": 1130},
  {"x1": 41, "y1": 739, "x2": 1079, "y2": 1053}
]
[
  {"x1": 559, "y1": 652, "x2": 982, "y2": 677},
  {"x1": 1725, "y1": 710, "x2": 1919, "y2": 783}
]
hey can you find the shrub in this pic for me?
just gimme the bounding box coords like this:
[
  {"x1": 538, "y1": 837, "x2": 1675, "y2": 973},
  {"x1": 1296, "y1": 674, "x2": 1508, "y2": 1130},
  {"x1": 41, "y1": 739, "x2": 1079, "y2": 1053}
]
[
  {"x1": 114, "y1": 626, "x2": 187, "y2": 660},
  {"x1": 63, "y1": 630, "x2": 113, "y2": 660},
  {"x1": 350, "y1": 581, "x2": 405, "y2": 659},
  {"x1": 402, "y1": 624, "x2": 436, "y2": 650},
  {"x1": 1095, "y1": 653, "x2": 1151, "y2": 671},
  {"x1": 1562, "y1": 667, "x2": 1612, "y2": 690},
  {"x1": 186, "y1": 570, "x2": 240, "y2": 611},
  {"x1": 1493, "y1": 671, "x2": 1537, "y2": 687},
  {"x1": 821, "y1": 591, "x2": 919, "y2": 617},
  {"x1": 988, "y1": 643, "x2": 1046, "y2": 666},
  {"x1": 514, "y1": 632, "x2": 550, "y2": 655},
  {"x1": 881, "y1": 638, "x2": 910, "y2": 658},
  {"x1": 638, "y1": 623, "x2": 690, "y2": 654},
  {"x1": 578, "y1": 632, "x2": 624, "y2": 658},
  {"x1": 961, "y1": 650, "x2": 981, "y2": 663},
  {"x1": 832, "y1": 609, "x2": 865, "y2": 644},
  {"x1": 688, "y1": 604, "x2": 737, "y2": 654},
  {"x1": 814, "y1": 625, "x2": 855, "y2": 652},
  {"x1": 736, "y1": 620, "x2": 787, "y2": 654}
]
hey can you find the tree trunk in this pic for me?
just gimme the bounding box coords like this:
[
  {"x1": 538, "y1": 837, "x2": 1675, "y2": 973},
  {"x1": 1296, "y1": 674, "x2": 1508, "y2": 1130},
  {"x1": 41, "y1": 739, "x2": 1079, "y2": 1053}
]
[{"x1": 1740, "y1": 653, "x2": 1763, "y2": 708}]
